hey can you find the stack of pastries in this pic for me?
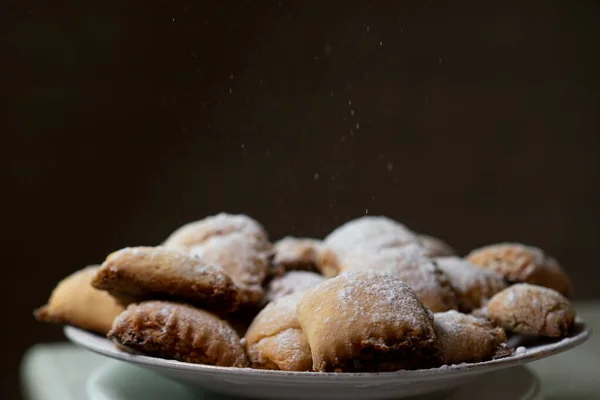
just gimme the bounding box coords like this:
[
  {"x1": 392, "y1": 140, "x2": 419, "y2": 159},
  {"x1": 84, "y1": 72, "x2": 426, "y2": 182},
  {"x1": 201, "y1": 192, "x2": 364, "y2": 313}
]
[{"x1": 35, "y1": 214, "x2": 577, "y2": 372}]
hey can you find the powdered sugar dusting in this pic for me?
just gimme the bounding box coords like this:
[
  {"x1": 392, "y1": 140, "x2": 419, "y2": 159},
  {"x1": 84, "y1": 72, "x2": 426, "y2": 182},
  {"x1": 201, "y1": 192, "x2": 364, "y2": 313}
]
[
  {"x1": 324, "y1": 216, "x2": 419, "y2": 259},
  {"x1": 340, "y1": 244, "x2": 456, "y2": 312},
  {"x1": 435, "y1": 256, "x2": 506, "y2": 311},
  {"x1": 324, "y1": 271, "x2": 432, "y2": 330},
  {"x1": 266, "y1": 271, "x2": 326, "y2": 302},
  {"x1": 435, "y1": 257, "x2": 504, "y2": 294}
]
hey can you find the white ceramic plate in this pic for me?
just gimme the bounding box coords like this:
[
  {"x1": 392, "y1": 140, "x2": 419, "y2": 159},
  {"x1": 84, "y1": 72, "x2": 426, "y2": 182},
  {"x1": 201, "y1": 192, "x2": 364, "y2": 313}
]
[
  {"x1": 65, "y1": 320, "x2": 590, "y2": 400},
  {"x1": 87, "y1": 361, "x2": 543, "y2": 400}
]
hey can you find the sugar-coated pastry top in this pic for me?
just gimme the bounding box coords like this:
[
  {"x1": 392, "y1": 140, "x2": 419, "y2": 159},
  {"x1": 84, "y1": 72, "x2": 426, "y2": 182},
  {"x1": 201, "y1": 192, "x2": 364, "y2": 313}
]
[
  {"x1": 434, "y1": 310, "x2": 508, "y2": 365},
  {"x1": 486, "y1": 283, "x2": 575, "y2": 337},
  {"x1": 297, "y1": 271, "x2": 441, "y2": 372},
  {"x1": 188, "y1": 233, "x2": 269, "y2": 306},
  {"x1": 324, "y1": 216, "x2": 418, "y2": 256},
  {"x1": 163, "y1": 213, "x2": 270, "y2": 252},
  {"x1": 466, "y1": 243, "x2": 571, "y2": 297},
  {"x1": 319, "y1": 216, "x2": 419, "y2": 277},
  {"x1": 266, "y1": 271, "x2": 326, "y2": 302},
  {"x1": 341, "y1": 244, "x2": 458, "y2": 312},
  {"x1": 435, "y1": 256, "x2": 507, "y2": 312}
]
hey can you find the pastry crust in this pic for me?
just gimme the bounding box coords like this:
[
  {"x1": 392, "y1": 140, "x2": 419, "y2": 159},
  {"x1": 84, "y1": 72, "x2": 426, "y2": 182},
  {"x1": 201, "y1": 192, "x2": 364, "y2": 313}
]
[
  {"x1": 265, "y1": 271, "x2": 326, "y2": 303},
  {"x1": 486, "y1": 283, "x2": 575, "y2": 337},
  {"x1": 466, "y1": 243, "x2": 572, "y2": 297},
  {"x1": 91, "y1": 246, "x2": 240, "y2": 312},
  {"x1": 163, "y1": 214, "x2": 271, "y2": 307},
  {"x1": 417, "y1": 234, "x2": 456, "y2": 257},
  {"x1": 435, "y1": 256, "x2": 507, "y2": 313},
  {"x1": 319, "y1": 216, "x2": 419, "y2": 277},
  {"x1": 163, "y1": 213, "x2": 270, "y2": 252},
  {"x1": 434, "y1": 310, "x2": 508, "y2": 365},
  {"x1": 271, "y1": 237, "x2": 322, "y2": 275},
  {"x1": 108, "y1": 301, "x2": 248, "y2": 367},
  {"x1": 297, "y1": 271, "x2": 442, "y2": 372},
  {"x1": 244, "y1": 292, "x2": 312, "y2": 371},
  {"x1": 35, "y1": 266, "x2": 124, "y2": 334},
  {"x1": 188, "y1": 233, "x2": 269, "y2": 306},
  {"x1": 340, "y1": 244, "x2": 458, "y2": 312}
]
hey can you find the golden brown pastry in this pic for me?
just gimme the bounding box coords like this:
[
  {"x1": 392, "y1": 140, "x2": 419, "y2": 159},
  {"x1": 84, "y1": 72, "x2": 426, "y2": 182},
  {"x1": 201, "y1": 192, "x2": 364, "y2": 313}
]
[
  {"x1": 417, "y1": 234, "x2": 456, "y2": 257},
  {"x1": 265, "y1": 271, "x2": 326, "y2": 303},
  {"x1": 486, "y1": 283, "x2": 575, "y2": 337},
  {"x1": 92, "y1": 247, "x2": 240, "y2": 312},
  {"x1": 466, "y1": 243, "x2": 572, "y2": 297},
  {"x1": 435, "y1": 256, "x2": 507, "y2": 313},
  {"x1": 297, "y1": 271, "x2": 442, "y2": 372},
  {"x1": 187, "y1": 233, "x2": 269, "y2": 306},
  {"x1": 34, "y1": 266, "x2": 124, "y2": 334},
  {"x1": 434, "y1": 310, "x2": 509, "y2": 365},
  {"x1": 340, "y1": 244, "x2": 458, "y2": 312},
  {"x1": 271, "y1": 237, "x2": 322, "y2": 275},
  {"x1": 108, "y1": 301, "x2": 248, "y2": 367},
  {"x1": 244, "y1": 292, "x2": 312, "y2": 371},
  {"x1": 163, "y1": 213, "x2": 270, "y2": 252},
  {"x1": 319, "y1": 216, "x2": 419, "y2": 277}
]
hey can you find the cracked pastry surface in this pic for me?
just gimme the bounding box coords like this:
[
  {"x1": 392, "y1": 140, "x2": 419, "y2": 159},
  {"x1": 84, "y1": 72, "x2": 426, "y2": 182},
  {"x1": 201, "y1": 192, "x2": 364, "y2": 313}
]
[
  {"x1": 435, "y1": 256, "x2": 507, "y2": 313},
  {"x1": 466, "y1": 243, "x2": 572, "y2": 297},
  {"x1": 108, "y1": 301, "x2": 248, "y2": 367},
  {"x1": 271, "y1": 237, "x2": 322, "y2": 275},
  {"x1": 434, "y1": 310, "x2": 509, "y2": 365},
  {"x1": 265, "y1": 271, "x2": 326, "y2": 303},
  {"x1": 340, "y1": 244, "x2": 458, "y2": 312},
  {"x1": 35, "y1": 266, "x2": 124, "y2": 334},
  {"x1": 485, "y1": 283, "x2": 575, "y2": 337},
  {"x1": 297, "y1": 271, "x2": 442, "y2": 372},
  {"x1": 319, "y1": 216, "x2": 419, "y2": 277},
  {"x1": 244, "y1": 292, "x2": 312, "y2": 371},
  {"x1": 91, "y1": 246, "x2": 240, "y2": 312}
]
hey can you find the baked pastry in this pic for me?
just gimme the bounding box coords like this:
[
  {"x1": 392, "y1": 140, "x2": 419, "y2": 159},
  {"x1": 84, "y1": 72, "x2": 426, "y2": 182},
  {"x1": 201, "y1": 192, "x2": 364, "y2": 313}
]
[
  {"x1": 187, "y1": 233, "x2": 269, "y2": 306},
  {"x1": 319, "y1": 216, "x2": 419, "y2": 277},
  {"x1": 418, "y1": 234, "x2": 456, "y2": 257},
  {"x1": 340, "y1": 244, "x2": 458, "y2": 312},
  {"x1": 244, "y1": 292, "x2": 312, "y2": 371},
  {"x1": 486, "y1": 283, "x2": 575, "y2": 337},
  {"x1": 265, "y1": 271, "x2": 326, "y2": 303},
  {"x1": 466, "y1": 243, "x2": 572, "y2": 297},
  {"x1": 163, "y1": 213, "x2": 270, "y2": 252},
  {"x1": 271, "y1": 237, "x2": 322, "y2": 275},
  {"x1": 297, "y1": 271, "x2": 442, "y2": 372},
  {"x1": 163, "y1": 214, "x2": 271, "y2": 307},
  {"x1": 435, "y1": 256, "x2": 507, "y2": 313},
  {"x1": 34, "y1": 266, "x2": 124, "y2": 334},
  {"x1": 434, "y1": 310, "x2": 509, "y2": 365},
  {"x1": 92, "y1": 247, "x2": 240, "y2": 311},
  {"x1": 108, "y1": 301, "x2": 248, "y2": 367}
]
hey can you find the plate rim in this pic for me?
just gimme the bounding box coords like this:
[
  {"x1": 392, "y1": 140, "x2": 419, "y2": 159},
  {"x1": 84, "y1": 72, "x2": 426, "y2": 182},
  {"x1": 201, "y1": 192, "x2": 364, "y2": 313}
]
[{"x1": 64, "y1": 319, "x2": 590, "y2": 380}]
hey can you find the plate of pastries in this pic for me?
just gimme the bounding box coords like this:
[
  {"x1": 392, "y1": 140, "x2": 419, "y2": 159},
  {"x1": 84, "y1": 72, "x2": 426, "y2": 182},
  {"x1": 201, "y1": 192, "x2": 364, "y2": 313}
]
[{"x1": 35, "y1": 214, "x2": 590, "y2": 399}]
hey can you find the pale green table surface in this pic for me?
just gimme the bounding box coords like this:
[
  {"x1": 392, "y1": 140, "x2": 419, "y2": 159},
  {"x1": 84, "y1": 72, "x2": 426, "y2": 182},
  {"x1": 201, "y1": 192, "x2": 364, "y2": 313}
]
[{"x1": 21, "y1": 302, "x2": 600, "y2": 400}]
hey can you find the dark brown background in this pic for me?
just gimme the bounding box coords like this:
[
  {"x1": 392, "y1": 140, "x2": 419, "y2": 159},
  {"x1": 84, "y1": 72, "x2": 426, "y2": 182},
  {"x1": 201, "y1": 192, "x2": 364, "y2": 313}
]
[{"x1": 4, "y1": 1, "x2": 599, "y2": 398}]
